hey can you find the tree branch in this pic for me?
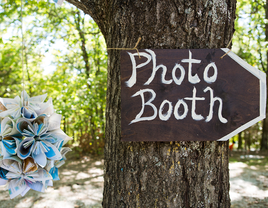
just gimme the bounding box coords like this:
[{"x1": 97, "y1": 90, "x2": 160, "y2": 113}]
[
  {"x1": 65, "y1": 0, "x2": 108, "y2": 37},
  {"x1": 258, "y1": 49, "x2": 267, "y2": 72},
  {"x1": 74, "y1": 10, "x2": 91, "y2": 79},
  {"x1": 65, "y1": 0, "x2": 90, "y2": 15}
]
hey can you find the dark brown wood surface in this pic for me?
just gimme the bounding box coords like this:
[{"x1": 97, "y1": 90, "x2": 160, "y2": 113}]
[{"x1": 121, "y1": 49, "x2": 260, "y2": 141}]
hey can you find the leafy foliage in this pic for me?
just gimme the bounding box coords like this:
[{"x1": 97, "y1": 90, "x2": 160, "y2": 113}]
[
  {"x1": 0, "y1": 0, "x2": 107, "y2": 155},
  {"x1": 233, "y1": 0, "x2": 267, "y2": 72},
  {"x1": 232, "y1": 0, "x2": 267, "y2": 150}
]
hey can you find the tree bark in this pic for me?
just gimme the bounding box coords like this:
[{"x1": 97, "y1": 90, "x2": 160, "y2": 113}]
[{"x1": 67, "y1": 0, "x2": 236, "y2": 207}]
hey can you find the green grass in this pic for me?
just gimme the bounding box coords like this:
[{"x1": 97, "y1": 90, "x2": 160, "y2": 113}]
[{"x1": 229, "y1": 153, "x2": 268, "y2": 167}]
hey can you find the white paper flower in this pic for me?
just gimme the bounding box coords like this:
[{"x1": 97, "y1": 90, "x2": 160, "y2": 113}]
[
  {"x1": 0, "y1": 91, "x2": 52, "y2": 120},
  {"x1": 0, "y1": 156, "x2": 52, "y2": 198}
]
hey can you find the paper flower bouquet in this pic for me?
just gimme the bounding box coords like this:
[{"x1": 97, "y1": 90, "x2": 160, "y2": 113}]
[{"x1": 0, "y1": 91, "x2": 71, "y2": 198}]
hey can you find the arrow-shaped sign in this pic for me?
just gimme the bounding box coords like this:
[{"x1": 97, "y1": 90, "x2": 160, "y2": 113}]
[{"x1": 121, "y1": 49, "x2": 267, "y2": 141}]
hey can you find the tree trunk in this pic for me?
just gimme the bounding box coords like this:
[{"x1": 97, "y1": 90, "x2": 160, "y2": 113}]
[
  {"x1": 260, "y1": 0, "x2": 268, "y2": 151},
  {"x1": 67, "y1": 0, "x2": 236, "y2": 207},
  {"x1": 238, "y1": 132, "x2": 243, "y2": 150},
  {"x1": 261, "y1": 113, "x2": 268, "y2": 150},
  {"x1": 245, "y1": 130, "x2": 251, "y2": 151}
]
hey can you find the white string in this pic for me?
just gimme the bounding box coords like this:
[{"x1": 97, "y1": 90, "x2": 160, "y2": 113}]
[{"x1": 21, "y1": 0, "x2": 25, "y2": 105}]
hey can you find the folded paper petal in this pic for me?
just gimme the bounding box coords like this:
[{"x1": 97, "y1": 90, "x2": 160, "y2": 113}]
[
  {"x1": 29, "y1": 93, "x2": 47, "y2": 102},
  {"x1": 48, "y1": 129, "x2": 72, "y2": 145},
  {"x1": 0, "y1": 99, "x2": 7, "y2": 112},
  {"x1": 54, "y1": 140, "x2": 64, "y2": 151},
  {"x1": 49, "y1": 167, "x2": 60, "y2": 180},
  {"x1": 32, "y1": 152, "x2": 47, "y2": 168},
  {"x1": 23, "y1": 157, "x2": 38, "y2": 174},
  {"x1": 20, "y1": 186, "x2": 31, "y2": 197},
  {"x1": 1, "y1": 117, "x2": 14, "y2": 137},
  {"x1": 60, "y1": 147, "x2": 72, "y2": 161},
  {"x1": 0, "y1": 109, "x2": 17, "y2": 119},
  {"x1": 54, "y1": 147, "x2": 71, "y2": 169},
  {"x1": 34, "y1": 114, "x2": 49, "y2": 135},
  {"x1": 48, "y1": 113, "x2": 61, "y2": 131},
  {"x1": 2, "y1": 139, "x2": 16, "y2": 156},
  {"x1": 44, "y1": 160, "x2": 54, "y2": 172},
  {"x1": 43, "y1": 142, "x2": 62, "y2": 161},
  {"x1": 17, "y1": 138, "x2": 35, "y2": 160},
  {"x1": 21, "y1": 106, "x2": 37, "y2": 120},
  {"x1": 0, "y1": 167, "x2": 8, "y2": 180},
  {"x1": 30, "y1": 168, "x2": 52, "y2": 182},
  {"x1": 0, "y1": 178, "x2": 7, "y2": 185},
  {"x1": 20, "y1": 91, "x2": 30, "y2": 106},
  {"x1": 54, "y1": 159, "x2": 65, "y2": 169},
  {"x1": 45, "y1": 179, "x2": 53, "y2": 188},
  {"x1": 8, "y1": 178, "x2": 28, "y2": 199},
  {"x1": 0, "y1": 117, "x2": 11, "y2": 137},
  {"x1": 2, "y1": 136, "x2": 22, "y2": 158},
  {"x1": 26, "y1": 180, "x2": 44, "y2": 192},
  {"x1": 40, "y1": 134, "x2": 58, "y2": 144},
  {"x1": 1, "y1": 156, "x2": 22, "y2": 175},
  {"x1": 0, "y1": 141, "x2": 2, "y2": 156},
  {"x1": 25, "y1": 170, "x2": 52, "y2": 192},
  {"x1": 0, "y1": 117, "x2": 20, "y2": 140},
  {"x1": 0, "y1": 97, "x2": 21, "y2": 119},
  {"x1": 35, "y1": 98, "x2": 54, "y2": 116},
  {"x1": 28, "y1": 93, "x2": 47, "y2": 110},
  {"x1": 16, "y1": 118, "x2": 35, "y2": 137}
]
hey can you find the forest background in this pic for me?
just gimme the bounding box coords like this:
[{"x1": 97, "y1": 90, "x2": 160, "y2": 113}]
[{"x1": 0, "y1": 0, "x2": 267, "y2": 154}]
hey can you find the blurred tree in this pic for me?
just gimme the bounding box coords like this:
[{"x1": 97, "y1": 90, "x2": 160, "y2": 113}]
[
  {"x1": 237, "y1": 132, "x2": 243, "y2": 149},
  {"x1": 233, "y1": 0, "x2": 267, "y2": 150},
  {"x1": 0, "y1": 41, "x2": 22, "y2": 97}
]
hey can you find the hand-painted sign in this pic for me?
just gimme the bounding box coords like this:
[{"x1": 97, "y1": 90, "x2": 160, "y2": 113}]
[{"x1": 120, "y1": 49, "x2": 266, "y2": 141}]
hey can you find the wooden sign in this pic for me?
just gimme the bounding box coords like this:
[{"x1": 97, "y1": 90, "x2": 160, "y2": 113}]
[{"x1": 121, "y1": 49, "x2": 266, "y2": 141}]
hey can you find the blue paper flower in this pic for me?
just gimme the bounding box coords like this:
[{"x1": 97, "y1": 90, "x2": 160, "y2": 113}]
[{"x1": 16, "y1": 114, "x2": 71, "y2": 167}]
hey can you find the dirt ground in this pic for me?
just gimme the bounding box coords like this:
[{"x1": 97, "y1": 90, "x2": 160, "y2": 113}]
[
  {"x1": 0, "y1": 151, "x2": 267, "y2": 208},
  {"x1": 0, "y1": 153, "x2": 104, "y2": 208},
  {"x1": 230, "y1": 151, "x2": 268, "y2": 208}
]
